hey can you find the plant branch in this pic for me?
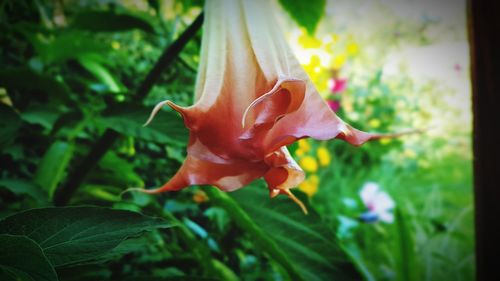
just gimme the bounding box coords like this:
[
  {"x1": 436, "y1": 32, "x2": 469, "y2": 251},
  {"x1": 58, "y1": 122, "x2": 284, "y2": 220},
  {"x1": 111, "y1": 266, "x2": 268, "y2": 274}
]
[
  {"x1": 53, "y1": 12, "x2": 204, "y2": 206},
  {"x1": 135, "y1": 13, "x2": 204, "y2": 101}
]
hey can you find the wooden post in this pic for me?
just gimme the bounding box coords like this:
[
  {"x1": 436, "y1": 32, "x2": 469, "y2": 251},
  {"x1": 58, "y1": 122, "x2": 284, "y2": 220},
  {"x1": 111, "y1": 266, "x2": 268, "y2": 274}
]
[{"x1": 469, "y1": 1, "x2": 500, "y2": 280}]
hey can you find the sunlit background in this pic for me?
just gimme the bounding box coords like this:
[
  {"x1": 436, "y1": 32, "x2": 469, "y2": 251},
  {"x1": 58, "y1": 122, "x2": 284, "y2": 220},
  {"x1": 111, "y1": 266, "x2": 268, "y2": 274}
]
[{"x1": 282, "y1": 0, "x2": 474, "y2": 280}]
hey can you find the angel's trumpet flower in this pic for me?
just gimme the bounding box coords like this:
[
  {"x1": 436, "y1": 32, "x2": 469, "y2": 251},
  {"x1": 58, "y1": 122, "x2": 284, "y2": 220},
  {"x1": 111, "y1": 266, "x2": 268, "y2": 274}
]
[{"x1": 143, "y1": 0, "x2": 398, "y2": 213}]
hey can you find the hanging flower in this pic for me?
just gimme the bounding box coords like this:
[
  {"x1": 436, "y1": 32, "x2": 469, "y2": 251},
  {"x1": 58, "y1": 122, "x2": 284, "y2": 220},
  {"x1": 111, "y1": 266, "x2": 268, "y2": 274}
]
[
  {"x1": 142, "y1": 0, "x2": 395, "y2": 213},
  {"x1": 359, "y1": 182, "x2": 395, "y2": 223}
]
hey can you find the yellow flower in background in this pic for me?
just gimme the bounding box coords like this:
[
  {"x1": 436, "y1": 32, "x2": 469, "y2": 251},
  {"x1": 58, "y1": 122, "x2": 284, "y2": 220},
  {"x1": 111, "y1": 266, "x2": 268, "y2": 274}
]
[
  {"x1": 298, "y1": 33, "x2": 322, "y2": 49},
  {"x1": 300, "y1": 156, "x2": 318, "y2": 172},
  {"x1": 303, "y1": 55, "x2": 323, "y2": 81},
  {"x1": 332, "y1": 53, "x2": 347, "y2": 69},
  {"x1": 369, "y1": 118, "x2": 381, "y2": 129},
  {"x1": 295, "y1": 148, "x2": 305, "y2": 157},
  {"x1": 308, "y1": 55, "x2": 321, "y2": 70},
  {"x1": 299, "y1": 175, "x2": 320, "y2": 197},
  {"x1": 317, "y1": 146, "x2": 331, "y2": 166},
  {"x1": 347, "y1": 42, "x2": 359, "y2": 55},
  {"x1": 298, "y1": 139, "x2": 311, "y2": 153}
]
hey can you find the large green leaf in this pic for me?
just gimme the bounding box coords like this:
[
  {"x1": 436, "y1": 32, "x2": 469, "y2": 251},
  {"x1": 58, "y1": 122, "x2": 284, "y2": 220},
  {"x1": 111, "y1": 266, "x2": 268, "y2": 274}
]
[
  {"x1": 71, "y1": 10, "x2": 155, "y2": 33},
  {"x1": 34, "y1": 141, "x2": 75, "y2": 198},
  {"x1": 0, "y1": 234, "x2": 58, "y2": 281},
  {"x1": 278, "y1": 0, "x2": 326, "y2": 35},
  {"x1": 0, "y1": 206, "x2": 176, "y2": 267},
  {"x1": 99, "y1": 103, "x2": 188, "y2": 146},
  {"x1": 207, "y1": 184, "x2": 362, "y2": 281}
]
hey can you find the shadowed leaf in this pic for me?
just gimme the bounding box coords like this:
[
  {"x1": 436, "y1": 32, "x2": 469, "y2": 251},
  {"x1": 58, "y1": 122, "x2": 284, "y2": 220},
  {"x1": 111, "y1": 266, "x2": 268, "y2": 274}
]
[
  {"x1": 71, "y1": 11, "x2": 155, "y2": 33},
  {"x1": 0, "y1": 206, "x2": 176, "y2": 267},
  {"x1": 0, "y1": 234, "x2": 58, "y2": 281}
]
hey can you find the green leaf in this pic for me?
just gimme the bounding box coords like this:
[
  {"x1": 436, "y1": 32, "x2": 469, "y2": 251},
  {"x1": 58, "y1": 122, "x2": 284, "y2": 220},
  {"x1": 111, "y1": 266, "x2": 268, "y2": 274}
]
[
  {"x1": 0, "y1": 234, "x2": 58, "y2": 281},
  {"x1": 78, "y1": 56, "x2": 125, "y2": 93},
  {"x1": 0, "y1": 206, "x2": 176, "y2": 267},
  {"x1": 278, "y1": 0, "x2": 326, "y2": 35},
  {"x1": 0, "y1": 179, "x2": 48, "y2": 203},
  {"x1": 395, "y1": 209, "x2": 419, "y2": 281},
  {"x1": 71, "y1": 11, "x2": 155, "y2": 33},
  {"x1": 174, "y1": 0, "x2": 205, "y2": 12},
  {"x1": 206, "y1": 184, "x2": 362, "y2": 281},
  {"x1": 99, "y1": 103, "x2": 188, "y2": 146},
  {"x1": 17, "y1": 29, "x2": 110, "y2": 63},
  {"x1": 21, "y1": 104, "x2": 60, "y2": 130},
  {"x1": 90, "y1": 151, "x2": 143, "y2": 187},
  {"x1": 78, "y1": 184, "x2": 122, "y2": 203},
  {"x1": 210, "y1": 259, "x2": 239, "y2": 281},
  {"x1": 0, "y1": 104, "x2": 22, "y2": 149},
  {"x1": 34, "y1": 141, "x2": 75, "y2": 198}
]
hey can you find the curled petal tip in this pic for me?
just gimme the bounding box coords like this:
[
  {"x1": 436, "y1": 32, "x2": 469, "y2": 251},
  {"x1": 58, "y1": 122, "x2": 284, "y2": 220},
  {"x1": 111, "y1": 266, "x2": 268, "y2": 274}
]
[
  {"x1": 144, "y1": 100, "x2": 172, "y2": 127},
  {"x1": 339, "y1": 123, "x2": 351, "y2": 137},
  {"x1": 269, "y1": 188, "x2": 281, "y2": 198},
  {"x1": 241, "y1": 98, "x2": 259, "y2": 129},
  {"x1": 376, "y1": 128, "x2": 425, "y2": 139},
  {"x1": 241, "y1": 116, "x2": 247, "y2": 129},
  {"x1": 119, "y1": 187, "x2": 146, "y2": 199},
  {"x1": 241, "y1": 80, "x2": 288, "y2": 128},
  {"x1": 120, "y1": 187, "x2": 162, "y2": 197},
  {"x1": 282, "y1": 189, "x2": 308, "y2": 215}
]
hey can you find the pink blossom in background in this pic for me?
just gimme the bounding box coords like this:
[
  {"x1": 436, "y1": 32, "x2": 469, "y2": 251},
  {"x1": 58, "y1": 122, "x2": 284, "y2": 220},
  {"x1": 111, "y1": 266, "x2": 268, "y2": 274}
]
[
  {"x1": 327, "y1": 100, "x2": 340, "y2": 112},
  {"x1": 328, "y1": 78, "x2": 347, "y2": 94}
]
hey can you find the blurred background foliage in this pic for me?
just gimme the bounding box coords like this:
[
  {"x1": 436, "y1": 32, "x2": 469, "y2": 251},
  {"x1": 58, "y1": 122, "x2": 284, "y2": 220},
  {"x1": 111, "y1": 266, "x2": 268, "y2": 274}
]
[{"x1": 0, "y1": 0, "x2": 473, "y2": 280}]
